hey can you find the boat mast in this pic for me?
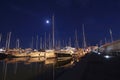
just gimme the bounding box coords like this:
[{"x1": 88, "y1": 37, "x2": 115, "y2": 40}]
[
  {"x1": 8, "y1": 32, "x2": 11, "y2": 49},
  {"x1": 0, "y1": 33, "x2": 2, "y2": 48},
  {"x1": 5, "y1": 33, "x2": 9, "y2": 49},
  {"x1": 62, "y1": 40, "x2": 64, "y2": 48},
  {"x1": 31, "y1": 36, "x2": 34, "y2": 49},
  {"x1": 0, "y1": 33, "x2": 2, "y2": 43},
  {"x1": 49, "y1": 33, "x2": 51, "y2": 49},
  {"x1": 36, "y1": 35, "x2": 38, "y2": 50},
  {"x1": 83, "y1": 24, "x2": 87, "y2": 49},
  {"x1": 6, "y1": 32, "x2": 11, "y2": 49},
  {"x1": 40, "y1": 37, "x2": 42, "y2": 49},
  {"x1": 109, "y1": 28, "x2": 113, "y2": 42},
  {"x1": 75, "y1": 29, "x2": 79, "y2": 48},
  {"x1": 16, "y1": 38, "x2": 20, "y2": 49},
  {"x1": 52, "y1": 14, "x2": 55, "y2": 49},
  {"x1": 105, "y1": 37, "x2": 107, "y2": 44},
  {"x1": 58, "y1": 40, "x2": 60, "y2": 49},
  {"x1": 99, "y1": 40, "x2": 102, "y2": 46},
  {"x1": 69, "y1": 37, "x2": 71, "y2": 47},
  {"x1": 44, "y1": 32, "x2": 46, "y2": 50}
]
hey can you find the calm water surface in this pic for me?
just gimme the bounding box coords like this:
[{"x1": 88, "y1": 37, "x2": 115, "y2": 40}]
[{"x1": 0, "y1": 57, "x2": 75, "y2": 80}]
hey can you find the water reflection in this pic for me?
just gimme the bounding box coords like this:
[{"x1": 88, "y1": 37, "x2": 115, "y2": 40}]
[{"x1": 0, "y1": 57, "x2": 75, "y2": 80}]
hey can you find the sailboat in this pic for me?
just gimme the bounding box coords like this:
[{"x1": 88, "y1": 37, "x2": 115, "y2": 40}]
[
  {"x1": 55, "y1": 32, "x2": 76, "y2": 57},
  {"x1": 0, "y1": 33, "x2": 9, "y2": 59},
  {"x1": 74, "y1": 24, "x2": 88, "y2": 56},
  {"x1": 7, "y1": 38, "x2": 27, "y2": 58},
  {"x1": 99, "y1": 28, "x2": 120, "y2": 54},
  {"x1": 27, "y1": 36, "x2": 46, "y2": 57},
  {"x1": 0, "y1": 49, "x2": 7, "y2": 59},
  {"x1": 82, "y1": 24, "x2": 89, "y2": 54},
  {"x1": 29, "y1": 15, "x2": 57, "y2": 58}
]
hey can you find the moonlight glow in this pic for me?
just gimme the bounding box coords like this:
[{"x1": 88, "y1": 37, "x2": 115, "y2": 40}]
[{"x1": 46, "y1": 20, "x2": 50, "y2": 24}]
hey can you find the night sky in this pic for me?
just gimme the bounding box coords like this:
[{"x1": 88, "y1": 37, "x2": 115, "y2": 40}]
[{"x1": 0, "y1": 0, "x2": 120, "y2": 48}]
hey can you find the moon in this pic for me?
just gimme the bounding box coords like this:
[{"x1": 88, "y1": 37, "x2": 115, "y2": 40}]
[{"x1": 46, "y1": 20, "x2": 50, "y2": 24}]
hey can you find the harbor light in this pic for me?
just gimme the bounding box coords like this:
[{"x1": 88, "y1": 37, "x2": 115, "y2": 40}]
[
  {"x1": 98, "y1": 52, "x2": 101, "y2": 55},
  {"x1": 104, "y1": 55, "x2": 110, "y2": 59}
]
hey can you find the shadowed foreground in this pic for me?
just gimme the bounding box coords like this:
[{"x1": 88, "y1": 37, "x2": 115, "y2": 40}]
[{"x1": 56, "y1": 53, "x2": 120, "y2": 80}]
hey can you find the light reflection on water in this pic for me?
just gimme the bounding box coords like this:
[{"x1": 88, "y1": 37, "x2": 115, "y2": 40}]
[{"x1": 0, "y1": 57, "x2": 74, "y2": 80}]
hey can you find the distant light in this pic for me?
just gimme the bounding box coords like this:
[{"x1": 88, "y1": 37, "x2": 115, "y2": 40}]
[
  {"x1": 0, "y1": 49, "x2": 5, "y2": 52},
  {"x1": 0, "y1": 49, "x2": 3, "y2": 51},
  {"x1": 104, "y1": 55, "x2": 110, "y2": 59},
  {"x1": 98, "y1": 52, "x2": 101, "y2": 55},
  {"x1": 46, "y1": 20, "x2": 50, "y2": 24}
]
